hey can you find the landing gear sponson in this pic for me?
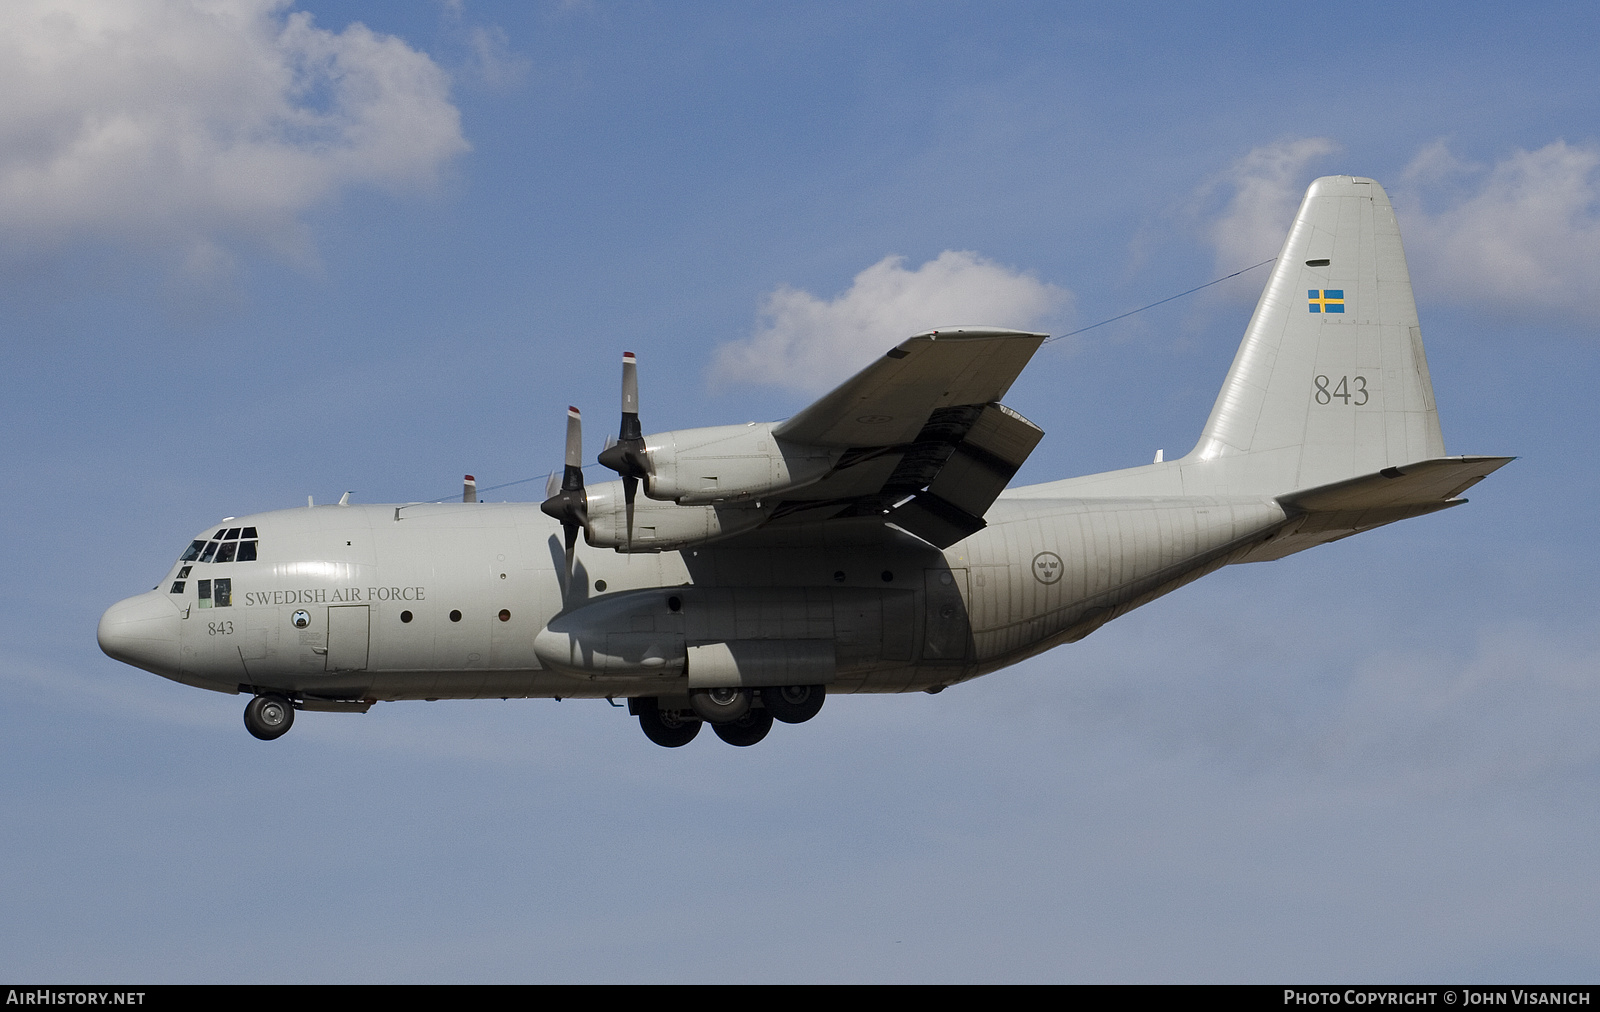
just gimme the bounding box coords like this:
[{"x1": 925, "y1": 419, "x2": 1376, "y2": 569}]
[{"x1": 630, "y1": 685, "x2": 825, "y2": 747}]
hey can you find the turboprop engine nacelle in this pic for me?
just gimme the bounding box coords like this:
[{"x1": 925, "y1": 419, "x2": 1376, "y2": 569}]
[
  {"x1": 580, "y1": 478, "x2": 771, "y2": 551},
  {"x1": 640, "y1": 422, "x2": 837, "y2": 505}
]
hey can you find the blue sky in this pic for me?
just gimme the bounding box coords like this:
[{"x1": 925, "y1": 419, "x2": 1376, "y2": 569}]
[{"x1": 3, "y1": 0, "x2": 1597, "y2": 982}]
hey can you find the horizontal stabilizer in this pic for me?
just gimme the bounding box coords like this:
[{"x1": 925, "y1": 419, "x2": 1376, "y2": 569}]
[
  {"x1": 1239, "y1": 455, "x2": 1514, "y2": 562},
  {"x1": 1281, "y1": 455, "x2": 1515, "y2": 513}
]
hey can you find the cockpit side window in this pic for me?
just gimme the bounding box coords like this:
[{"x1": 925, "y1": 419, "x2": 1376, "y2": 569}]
[
  {"x1": 236, "y1": 540, "x2": 257, "y2": 562},
  {"x1": 198, "y1": 579, "x2": 212, "y2": 608}
]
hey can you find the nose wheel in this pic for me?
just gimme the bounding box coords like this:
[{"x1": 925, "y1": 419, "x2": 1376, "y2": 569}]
[{"x1": 244, "y1": 694, "x2": 295, "y2": 740}]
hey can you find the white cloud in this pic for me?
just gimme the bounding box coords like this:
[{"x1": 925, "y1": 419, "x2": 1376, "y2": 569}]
[
  {"x1": 710, "y1": 251, "x2": 1070, "y2": 394},
  {"x1": 1202, "y1": 136, "x2": 1600, "y2": 325},
  {"x1": 1202, "y1": 136, "x2": 1340, "y2": 273},
  {"x1": 1401, "y1": 139, "x2": 1600, "y2": 322},
  {"x1": 0, "y1": 0, "x2": 467, "y2": 264},
  {"x1": 462, "y1": 24, "x2": 530, "y2": 90}
]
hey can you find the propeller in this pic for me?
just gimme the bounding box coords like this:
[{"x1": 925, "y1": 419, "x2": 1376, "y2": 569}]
[
  {"x1": 596, "y1": 351, "x2": 650, "y2": 544},
  {"x1": 540, "y1": 406, "x2": 588, "y2": 569}
]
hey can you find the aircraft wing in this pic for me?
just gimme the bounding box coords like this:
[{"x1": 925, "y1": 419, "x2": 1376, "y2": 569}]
[
  {"x1": 774, "y1": 328, "x2": 1046, "y2": 447},
  {"x1": 762, "y1": 328, "x2": 1048, "y2": 547}
]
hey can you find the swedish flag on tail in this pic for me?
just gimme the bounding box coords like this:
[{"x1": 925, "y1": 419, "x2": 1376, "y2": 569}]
[{"x1": 1308, "y1": 289, "x2": 1345, "y2": 313}]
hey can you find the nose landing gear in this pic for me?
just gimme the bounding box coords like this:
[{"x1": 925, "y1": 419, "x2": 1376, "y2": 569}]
[{"x1": 244, "y1": 694, "x2": 295, "y2": 740}]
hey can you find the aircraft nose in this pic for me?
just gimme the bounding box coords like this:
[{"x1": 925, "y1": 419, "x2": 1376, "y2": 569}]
[{"x1": 98, "y1": 591, "x2": 182, "y2": 675}]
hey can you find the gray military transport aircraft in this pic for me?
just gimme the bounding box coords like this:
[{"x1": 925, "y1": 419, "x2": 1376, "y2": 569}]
[{"x1": 99, "y1": 176, "x2": 1510, "y2": 747}]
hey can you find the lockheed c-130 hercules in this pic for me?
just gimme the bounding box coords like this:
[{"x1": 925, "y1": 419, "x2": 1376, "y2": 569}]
[{"x1": 99, "y1": 176, "x2": 1510, "y2": 747}]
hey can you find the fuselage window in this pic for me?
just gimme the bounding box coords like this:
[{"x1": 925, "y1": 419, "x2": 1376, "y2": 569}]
[
  {"x1": 198, "y1": 580, "x2": 212, "y2": 608},
  {"x1": 214, "y1": 578, "x2": 232, "y2": 607}
]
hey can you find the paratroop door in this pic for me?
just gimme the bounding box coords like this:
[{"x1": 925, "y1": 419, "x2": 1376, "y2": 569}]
[{"x1": 326, "y1": 606, "x2": 370, "y2": 672}]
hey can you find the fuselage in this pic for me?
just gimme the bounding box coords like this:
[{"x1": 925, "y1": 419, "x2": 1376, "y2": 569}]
[{"x1": 98, "y1": 486, "x2": 1289, "y2": 703}]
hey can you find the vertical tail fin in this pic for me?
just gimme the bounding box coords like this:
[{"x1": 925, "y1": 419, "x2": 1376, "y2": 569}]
[{"x1": 1191, "y1": 176, "x2": 1445, "y2": 494}]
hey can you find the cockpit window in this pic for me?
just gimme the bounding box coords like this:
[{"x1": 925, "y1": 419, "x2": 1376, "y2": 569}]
[
  {"x1": 170, "y1": 581, "x2": 185, "y2": 594},
  {"x1": 182, "y1": 530, "x2": 260, "y2": 564}
]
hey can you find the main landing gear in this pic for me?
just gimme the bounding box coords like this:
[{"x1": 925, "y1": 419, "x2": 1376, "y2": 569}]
[
  {"x1": 636, "y1": 703, "x2": 700, "y2": 747},
  {"x1": 243, "y1": 693, "x2": 295, "y2": 741},
  {"x1": 631, "y1": 686, "x2": 826, "y2": 748}
]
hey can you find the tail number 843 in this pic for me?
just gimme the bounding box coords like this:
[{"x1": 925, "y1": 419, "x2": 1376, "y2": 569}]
[{"x1": 1314, "y1": 374, "x2": 1368, "y2": 406}]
